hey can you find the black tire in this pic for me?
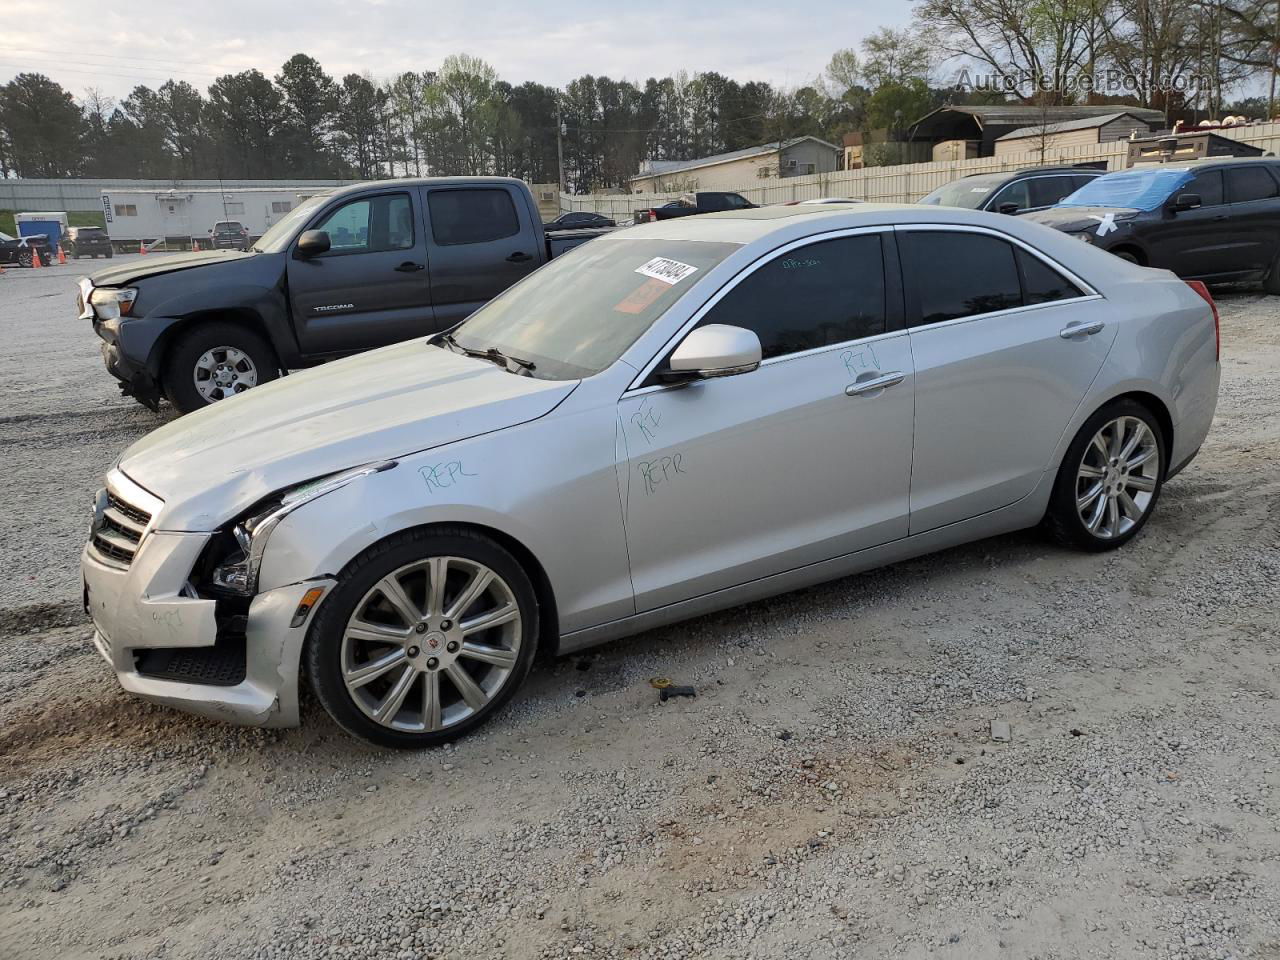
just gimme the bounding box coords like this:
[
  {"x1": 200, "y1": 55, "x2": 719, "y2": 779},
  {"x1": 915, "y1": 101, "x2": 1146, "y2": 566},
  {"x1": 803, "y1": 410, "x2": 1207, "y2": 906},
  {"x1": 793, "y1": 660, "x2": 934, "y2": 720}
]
[
  {"x1": 17, "y1": 250, "x2": 32, "y2": 268},
  {"x1": 305, "y1": 527, "x2": 540, "y2": 748},
  {"x1": 1044, "y1": 398, "x2": 1166, "y2": 551},
  {"x1": 161, "y1": 320, "x2": 279, "y2": 414},
  {"x1": 1264, "y1": 254, "x2": 1280, "y2": 295}
]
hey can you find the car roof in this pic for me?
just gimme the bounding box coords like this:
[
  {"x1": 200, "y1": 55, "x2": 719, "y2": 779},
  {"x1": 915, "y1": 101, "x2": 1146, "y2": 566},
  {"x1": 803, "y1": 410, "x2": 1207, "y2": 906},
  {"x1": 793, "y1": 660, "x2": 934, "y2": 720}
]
[
  {"x1": 1127, "y1": 155, "x2": 1280, "y2": 172},
  {"x1": 612, "y1": 201, "x2": 1048, "y2": 244}
]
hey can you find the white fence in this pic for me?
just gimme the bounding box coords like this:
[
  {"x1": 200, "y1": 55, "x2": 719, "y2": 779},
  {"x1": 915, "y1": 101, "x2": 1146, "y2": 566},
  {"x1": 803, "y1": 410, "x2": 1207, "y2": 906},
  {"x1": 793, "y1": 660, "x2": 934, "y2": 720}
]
[{"x1": 561, "y1": 121, "x2": 1280, "y2": 217}]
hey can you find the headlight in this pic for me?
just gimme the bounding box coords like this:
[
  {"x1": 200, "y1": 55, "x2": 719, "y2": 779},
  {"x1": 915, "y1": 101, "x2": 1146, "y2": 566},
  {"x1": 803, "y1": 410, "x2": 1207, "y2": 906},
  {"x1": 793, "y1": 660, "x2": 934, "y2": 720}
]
[
  {"x1": 1073, "y1": 232, "x2": 1094, "y2": 244},
  {"x1": 89, "y1": 287, "x2": 138, "y2": 318},
  {"x1": 210, "y1": 461, "x2": 397, "y2": 595}
]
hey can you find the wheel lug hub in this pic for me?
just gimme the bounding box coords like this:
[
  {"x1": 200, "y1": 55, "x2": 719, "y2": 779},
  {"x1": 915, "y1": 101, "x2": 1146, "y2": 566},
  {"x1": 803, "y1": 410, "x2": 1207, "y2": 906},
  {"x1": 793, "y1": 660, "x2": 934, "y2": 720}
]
[
  {"x1": 440, "y1": 619, "x2": 452, "y2": 631},
  {"x1": 415, "y1": 623, "x2": 428, "y2": 633},
  {"x1": 407, "y1": 646, "x2": 419, "y2": 657},
  {"x1": 446, "y1": 640, "x2": 459, "y2": 653},
  {"x1": 426, "y1": 657, "x2": 439, "y2": 670}
]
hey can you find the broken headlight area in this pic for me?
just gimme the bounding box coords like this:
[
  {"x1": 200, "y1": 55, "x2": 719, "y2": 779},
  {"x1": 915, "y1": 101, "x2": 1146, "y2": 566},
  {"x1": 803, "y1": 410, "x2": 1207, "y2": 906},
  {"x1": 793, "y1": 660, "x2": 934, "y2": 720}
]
[{"x1": 195, "y1": 460, "x2": 399, "y2": 598}]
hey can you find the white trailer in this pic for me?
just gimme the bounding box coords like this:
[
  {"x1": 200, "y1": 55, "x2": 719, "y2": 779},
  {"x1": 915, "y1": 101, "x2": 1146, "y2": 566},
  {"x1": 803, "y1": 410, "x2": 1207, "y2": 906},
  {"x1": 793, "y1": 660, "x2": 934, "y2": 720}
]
[{"x1": 99, "y1": 186, "x2": 335, "y2": 250}]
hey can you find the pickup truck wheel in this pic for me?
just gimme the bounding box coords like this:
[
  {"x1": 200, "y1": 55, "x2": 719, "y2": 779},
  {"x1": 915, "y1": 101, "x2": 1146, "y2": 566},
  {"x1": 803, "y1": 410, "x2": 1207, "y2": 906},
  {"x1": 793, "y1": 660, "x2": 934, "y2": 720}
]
[
  {"x1": 306, "y1": 528, "x2": 539, "y2": 748},
  {"x1": 162, "y1": 322, "x2": 279, "y2": 413}
]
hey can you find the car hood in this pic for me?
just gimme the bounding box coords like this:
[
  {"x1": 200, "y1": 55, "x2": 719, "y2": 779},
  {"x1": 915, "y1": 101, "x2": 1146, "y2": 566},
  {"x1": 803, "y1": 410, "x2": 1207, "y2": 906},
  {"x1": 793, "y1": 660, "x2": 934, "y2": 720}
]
[
  {"x1": 120, "y1": 341, "x2": 578, "y2": 531},
  {"x1": 88, "y1": 249, "x2": 251, "y2": 286},
  {"x1": 1024, "y1": 206, "x2": 1141, "y2": 233}
]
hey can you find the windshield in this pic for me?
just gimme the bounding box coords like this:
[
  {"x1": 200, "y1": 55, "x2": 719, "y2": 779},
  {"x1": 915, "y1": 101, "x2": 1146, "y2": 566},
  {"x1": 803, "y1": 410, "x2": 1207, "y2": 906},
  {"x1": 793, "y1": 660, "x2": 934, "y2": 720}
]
[
  {"x1": 78, "y1": 228, "x2": 107, "y2": 238},
  {"x1": 253, "y1": 194, "x2": 329, "y2": 252},
  {"x1": 0, "y1": 232, "x2": 12, "y2": 241},
  {"x1": 1058, "y1": 168, "x2": 1192, "y2": 210},
  {"x1": 919, "y1": 176, "x2": 1004, "y2": 208},
  {"x1": 214, "y1": 222, "x2": 241, "y2": 231},
  {"x1": 450, "y1": 238, "x2": 741, "y2": 380}
]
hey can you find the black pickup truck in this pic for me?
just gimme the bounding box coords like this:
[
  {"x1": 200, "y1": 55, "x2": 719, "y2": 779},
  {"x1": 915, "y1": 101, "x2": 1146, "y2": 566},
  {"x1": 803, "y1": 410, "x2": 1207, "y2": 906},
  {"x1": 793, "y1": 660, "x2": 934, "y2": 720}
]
[
  {"x1": 80, "y1": 177, "x2": 608, "y2": 413},
  {"x1": 636, "y1": 191, "x2": 757, "y2": 223}
]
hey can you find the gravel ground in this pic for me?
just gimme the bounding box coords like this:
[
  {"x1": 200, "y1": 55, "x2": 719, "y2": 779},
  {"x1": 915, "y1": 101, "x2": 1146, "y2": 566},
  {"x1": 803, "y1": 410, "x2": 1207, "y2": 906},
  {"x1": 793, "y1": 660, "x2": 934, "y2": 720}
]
[{"x1": 0, "y1": 261, "x2": 1277, "y2": 960}]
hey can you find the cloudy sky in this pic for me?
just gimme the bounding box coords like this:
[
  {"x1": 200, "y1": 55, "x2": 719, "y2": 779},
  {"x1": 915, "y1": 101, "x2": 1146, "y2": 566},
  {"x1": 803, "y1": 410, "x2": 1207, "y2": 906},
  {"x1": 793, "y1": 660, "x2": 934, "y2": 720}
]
[{"x1": 3, "y1": 0, "x2": 916, "y2": 101}]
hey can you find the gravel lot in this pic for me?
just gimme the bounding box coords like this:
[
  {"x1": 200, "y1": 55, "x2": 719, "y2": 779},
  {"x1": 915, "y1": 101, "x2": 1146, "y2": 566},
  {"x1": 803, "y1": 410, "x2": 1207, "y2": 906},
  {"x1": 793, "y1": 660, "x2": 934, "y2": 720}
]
[{"x1": 1, "y1": 260, "x2": 1277, "y2": 960}]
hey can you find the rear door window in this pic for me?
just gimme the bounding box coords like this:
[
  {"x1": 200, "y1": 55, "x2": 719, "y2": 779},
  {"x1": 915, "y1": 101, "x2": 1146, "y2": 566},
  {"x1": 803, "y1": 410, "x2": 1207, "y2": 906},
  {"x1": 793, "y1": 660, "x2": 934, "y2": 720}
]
[
  {"x1": 698, "y1": 234, "x2": 887, "y2": 359},
  {"x1": 900, "y1": 232, "x2": 1021, "y2": 324},
  {"x1": 1225, "y1": 166, "x2": 1280, "y2": 203},
  {"x1": 428, "y1": 189, "x2": 520, "y2": 245},
  {"x1": 1017, "y1": 249, "x2": 1084, "y2": 305}
]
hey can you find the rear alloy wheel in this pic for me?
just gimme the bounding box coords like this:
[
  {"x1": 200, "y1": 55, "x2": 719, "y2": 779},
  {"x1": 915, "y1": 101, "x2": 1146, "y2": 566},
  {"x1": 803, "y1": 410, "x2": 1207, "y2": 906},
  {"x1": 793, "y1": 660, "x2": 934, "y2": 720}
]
[
  {"x1": 1046, "y1": 400, "x2": 1165, "y2": 551},
  {"x1": 162, "y1": 321, "x2": 279, "y2": 413},
  {"x1": 18, "y1": 250, "x2": 32, "y2": 268},
  {"x1": 307, "y1": 530, "x2": 539, "y2": 747}
]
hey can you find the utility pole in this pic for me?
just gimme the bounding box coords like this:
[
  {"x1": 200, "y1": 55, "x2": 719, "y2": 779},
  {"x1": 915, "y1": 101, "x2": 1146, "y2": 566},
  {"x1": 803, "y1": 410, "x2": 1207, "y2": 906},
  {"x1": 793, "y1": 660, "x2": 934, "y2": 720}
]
[
  {"x1": 1270, "y1": 0, "x2": 1280, "y2": 119},
  {"x1": 556, "y1": 110, "x2": 567, "y2": 197}
]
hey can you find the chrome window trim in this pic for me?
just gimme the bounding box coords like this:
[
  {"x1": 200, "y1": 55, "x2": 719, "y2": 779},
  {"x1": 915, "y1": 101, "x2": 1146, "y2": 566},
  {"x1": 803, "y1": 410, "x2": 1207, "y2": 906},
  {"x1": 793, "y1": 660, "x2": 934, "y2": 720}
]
[{"x1": 624, "y1": 225, "x2": 895, "y2": 393}]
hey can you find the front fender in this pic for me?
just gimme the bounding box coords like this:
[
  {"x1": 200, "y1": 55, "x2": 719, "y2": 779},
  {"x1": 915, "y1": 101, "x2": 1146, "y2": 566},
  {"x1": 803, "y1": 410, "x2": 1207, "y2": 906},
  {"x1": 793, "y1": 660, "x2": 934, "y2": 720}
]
[{"x1": 254, "y1": 406, "x2": 636, "y2": 637}]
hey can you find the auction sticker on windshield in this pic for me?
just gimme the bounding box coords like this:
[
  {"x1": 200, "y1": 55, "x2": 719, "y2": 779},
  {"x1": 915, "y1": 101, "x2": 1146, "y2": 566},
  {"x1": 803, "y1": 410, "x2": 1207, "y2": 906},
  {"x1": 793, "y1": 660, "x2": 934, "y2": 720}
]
[{"x1": 635, "y1": 257, "x2": 699, "y2": 285}]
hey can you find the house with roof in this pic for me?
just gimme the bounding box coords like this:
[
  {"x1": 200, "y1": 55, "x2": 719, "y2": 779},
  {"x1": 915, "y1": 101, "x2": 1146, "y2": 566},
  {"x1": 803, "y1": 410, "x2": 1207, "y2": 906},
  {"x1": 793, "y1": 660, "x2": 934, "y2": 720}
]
[
  {"x1": 908, "y1": 105, "x2": 1166, "y2": 159},
  {"x1": 628, "y1": 137, "x2": 841, "y2": 193},
  {"x1": 993, "y1": 112, "x2": 1160, "y2": 158}
]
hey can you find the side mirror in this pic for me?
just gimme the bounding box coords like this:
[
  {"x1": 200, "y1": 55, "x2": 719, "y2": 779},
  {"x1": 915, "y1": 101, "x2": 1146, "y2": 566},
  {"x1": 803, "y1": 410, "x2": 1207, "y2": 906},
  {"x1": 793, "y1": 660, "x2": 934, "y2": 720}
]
[
  {"x1": 296, "y1": 229, "x2": 331, "y2": 257},
  {"x1": 1172, "y1": 193, "x2": 1202, "y2": 212},
  {"x1": 996, "y1": 202, "x2": 1020, "y2": 215},
  {"x1": 660, "y1": 324, "x2": 762, "y2": 384}
]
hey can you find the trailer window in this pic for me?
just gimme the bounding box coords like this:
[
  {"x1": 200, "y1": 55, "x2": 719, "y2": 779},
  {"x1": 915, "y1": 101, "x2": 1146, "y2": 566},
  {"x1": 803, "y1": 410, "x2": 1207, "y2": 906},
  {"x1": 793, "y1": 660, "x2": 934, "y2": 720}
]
[
  {"x1": 271, "y1": 201, "x2": 292, "y2": 214},
  {"x1": 114, "y1": 204, "x2": 137, "y2": 217}
]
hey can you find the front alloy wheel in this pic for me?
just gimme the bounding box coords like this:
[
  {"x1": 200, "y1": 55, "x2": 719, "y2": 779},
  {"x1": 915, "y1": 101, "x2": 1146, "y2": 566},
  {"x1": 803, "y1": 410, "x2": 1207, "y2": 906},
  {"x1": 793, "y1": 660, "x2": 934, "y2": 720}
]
[
  {"x1": 307, "y1": 529, "x2": 539, "y2": 747},
  {"x1": 193, "y1": 345, "x2": 260, "y2": 403},
  {"x1": 342, "y1": 556, "x2": 522, "y2": 733}
]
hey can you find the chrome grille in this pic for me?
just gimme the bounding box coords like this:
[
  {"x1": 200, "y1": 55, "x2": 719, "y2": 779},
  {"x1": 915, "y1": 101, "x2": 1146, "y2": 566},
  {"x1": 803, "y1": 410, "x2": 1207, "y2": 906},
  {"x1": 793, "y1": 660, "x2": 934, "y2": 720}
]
[{"x1": 89, "y1": 474, "x2": 160, "y2": 569}]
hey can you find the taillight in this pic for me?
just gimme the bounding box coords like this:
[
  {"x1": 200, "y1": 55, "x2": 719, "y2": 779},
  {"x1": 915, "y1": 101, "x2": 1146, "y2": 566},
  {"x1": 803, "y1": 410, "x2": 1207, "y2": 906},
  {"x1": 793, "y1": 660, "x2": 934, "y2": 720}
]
[{"x1": 1184, "y1": 280, "x2": 1219, "y2": 361}]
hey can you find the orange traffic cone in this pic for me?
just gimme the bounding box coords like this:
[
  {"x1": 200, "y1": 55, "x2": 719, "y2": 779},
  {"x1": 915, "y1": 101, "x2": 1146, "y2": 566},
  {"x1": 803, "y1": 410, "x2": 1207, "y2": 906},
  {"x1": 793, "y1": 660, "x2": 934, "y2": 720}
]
[
  {"x1": 192, "y1": 239, "x2": 200, "y2": 252},
  {"x1": 139, "y1": 241, "x2": 147, "y2": 255},
  {"x1": 57, "y1": 245, "x2": 67, "y2": 265},
  {"x1": 29, "y1": 247, "x2": 41, "y2": 269}
]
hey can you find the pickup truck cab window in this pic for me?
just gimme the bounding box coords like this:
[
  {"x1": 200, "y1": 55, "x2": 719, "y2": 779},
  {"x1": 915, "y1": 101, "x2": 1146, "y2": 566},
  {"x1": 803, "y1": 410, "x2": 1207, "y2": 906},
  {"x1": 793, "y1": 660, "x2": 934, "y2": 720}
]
[
  {"x1": 314, "y1": 193, "x2": 414, "y2": 254},
  {"x1": 429, "y1": 189, "x2": 520, "y2": 245},
  {"x1": 695, "y1": 233, "x2": 887, "y2": 359}
]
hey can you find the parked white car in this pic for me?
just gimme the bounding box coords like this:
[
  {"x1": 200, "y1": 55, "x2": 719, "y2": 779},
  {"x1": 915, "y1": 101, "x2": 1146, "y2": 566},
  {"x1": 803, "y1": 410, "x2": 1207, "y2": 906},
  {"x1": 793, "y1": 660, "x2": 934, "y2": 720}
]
[{"x1": 82, "y1": 204, "x2": 1220, "y2": 746}]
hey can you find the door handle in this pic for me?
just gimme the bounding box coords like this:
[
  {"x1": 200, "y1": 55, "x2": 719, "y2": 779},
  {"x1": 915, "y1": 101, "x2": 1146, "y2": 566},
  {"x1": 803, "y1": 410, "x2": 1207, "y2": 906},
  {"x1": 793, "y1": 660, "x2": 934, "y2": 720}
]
[
  {"x1": 506, "y1": 251, "x2": 533, "y2": 263},
  {"x1": 1059, "y1": 320, "x2": 1106, "y2": 339},
  {"x1": 395, "y1": 261, "x2": 425, "y2": 272},
  {"x1": 845, "y1": 371, "x2": 905, "y2": 396}
]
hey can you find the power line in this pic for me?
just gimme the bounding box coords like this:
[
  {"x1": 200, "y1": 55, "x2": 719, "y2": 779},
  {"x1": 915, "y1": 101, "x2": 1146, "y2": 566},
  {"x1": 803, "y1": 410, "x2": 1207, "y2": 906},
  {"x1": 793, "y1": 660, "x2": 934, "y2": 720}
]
[
  {"x1": 4, "y1": 45, "x2": 252, "y2": 73},
  {"x1": 0, "y1": 59, "x2": 223, "y2": 84}
]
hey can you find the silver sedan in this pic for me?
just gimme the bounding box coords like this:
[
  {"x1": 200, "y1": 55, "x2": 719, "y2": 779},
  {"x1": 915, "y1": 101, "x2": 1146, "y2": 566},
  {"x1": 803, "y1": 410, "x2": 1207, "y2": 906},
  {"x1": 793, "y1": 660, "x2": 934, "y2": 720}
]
[{"x1": 82, "y1": 203, "x2": 1220, "y2": 746}]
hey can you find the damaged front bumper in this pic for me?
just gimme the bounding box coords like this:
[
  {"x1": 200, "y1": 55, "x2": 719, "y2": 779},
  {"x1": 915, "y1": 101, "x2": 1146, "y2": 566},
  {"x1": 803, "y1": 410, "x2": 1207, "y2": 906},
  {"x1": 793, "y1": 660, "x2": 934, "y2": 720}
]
[{"x1": 82, "y1": 532, "x2": 333, "y2": 728}]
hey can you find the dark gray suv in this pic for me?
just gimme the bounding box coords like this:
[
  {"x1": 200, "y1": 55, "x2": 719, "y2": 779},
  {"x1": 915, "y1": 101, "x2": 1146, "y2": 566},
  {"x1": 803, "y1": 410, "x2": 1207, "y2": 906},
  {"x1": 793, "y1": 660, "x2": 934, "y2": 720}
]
[{"x1": 919, "y1": 166, "x2": 1106, "y2": 215}]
